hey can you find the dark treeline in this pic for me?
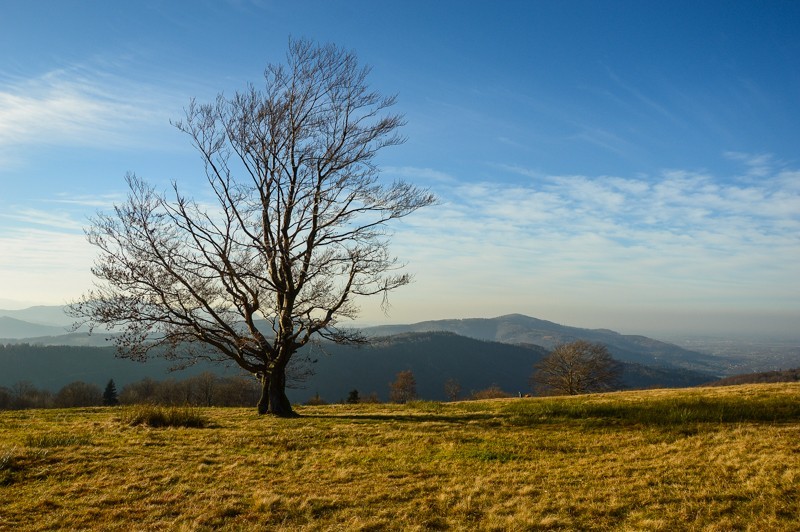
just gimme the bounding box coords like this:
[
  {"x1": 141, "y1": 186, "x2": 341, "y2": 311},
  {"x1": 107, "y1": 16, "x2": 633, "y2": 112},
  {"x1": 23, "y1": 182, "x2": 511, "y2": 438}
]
[
  {"x1": 707, "y1": 368, "x2": 800, "y2": 387},
  {"x1": 0, "y1": 372, "x2": 261, "y2": 410},
  {"x1": 0, "y1": 370, "x2": 522, "y2": 410}
]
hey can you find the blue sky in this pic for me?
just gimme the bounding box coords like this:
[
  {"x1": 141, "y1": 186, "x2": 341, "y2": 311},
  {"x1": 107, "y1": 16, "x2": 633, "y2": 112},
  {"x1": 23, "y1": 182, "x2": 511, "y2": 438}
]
[{"x1": 1, "y1": 1, "x2": 798, "y2": 337}]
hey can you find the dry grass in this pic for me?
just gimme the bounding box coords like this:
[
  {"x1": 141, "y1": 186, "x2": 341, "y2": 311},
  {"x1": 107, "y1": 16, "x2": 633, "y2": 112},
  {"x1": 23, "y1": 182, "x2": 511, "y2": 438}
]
[{"x1": 1, "y1": 383, "x2": 799, "y2": 530}]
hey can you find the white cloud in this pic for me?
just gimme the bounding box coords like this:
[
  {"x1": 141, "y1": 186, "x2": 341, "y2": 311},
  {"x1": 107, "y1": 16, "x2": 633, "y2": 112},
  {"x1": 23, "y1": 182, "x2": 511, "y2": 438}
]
[
  {"x1": 0, "y1": 64, "x2": 185, "y2": 164},
  {"x1": 48, "y1": 193, "x2": 124, "y2": 209},
  {"x1": 386, "y1": 160, "x2": 800, "y2": 326},
  {"x1": 0, "y1": 208, "x2": 84, "y2": 231}
]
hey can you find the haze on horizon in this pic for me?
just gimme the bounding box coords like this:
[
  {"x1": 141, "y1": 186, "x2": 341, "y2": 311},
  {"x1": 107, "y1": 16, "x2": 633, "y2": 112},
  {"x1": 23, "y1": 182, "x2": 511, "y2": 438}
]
[{"x1": 0, "y1": 1, "x2": 798, "y2": 340}]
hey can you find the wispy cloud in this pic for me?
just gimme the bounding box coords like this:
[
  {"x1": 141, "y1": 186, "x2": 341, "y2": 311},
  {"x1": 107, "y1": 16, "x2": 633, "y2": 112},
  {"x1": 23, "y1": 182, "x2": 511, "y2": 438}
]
[
  {"x1": 48, "y1": 193, "x2": 124, "y2": 209},
  {"x1": 0, "y1": 63, "x2": 186, "y2": 164},
  {"x1": 389, "y1": 157, "x2": 800, "y2": 319},
  {"x1": 0, "y1": 208, "x2": 84, "y2": 231},
  {"x1": 383, "y1": 166, "x2": 459, "y2": 184}
]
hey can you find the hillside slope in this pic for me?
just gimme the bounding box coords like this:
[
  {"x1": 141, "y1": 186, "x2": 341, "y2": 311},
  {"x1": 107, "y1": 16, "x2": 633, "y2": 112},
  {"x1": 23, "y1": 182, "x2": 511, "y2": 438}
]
[
  {"x1": 298, "y1": 332, "x2": 713, "y2": 402},
  {"x1": 0, "y1": 316, "x2": 68, "y2": 339},
  {"x1": 707, "y1": 367, "x2": 800, "y2": 387},
  {"x1": 364, "y1": 314, "x2": 722, "y2": 373},
  {"x1": 0, "y1": 332, "x2": 713, "y2": 400}
]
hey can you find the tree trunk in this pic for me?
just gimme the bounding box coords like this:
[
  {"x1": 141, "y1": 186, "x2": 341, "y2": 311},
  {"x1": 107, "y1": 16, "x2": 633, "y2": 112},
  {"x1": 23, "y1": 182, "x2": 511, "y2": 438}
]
[{"x1": 257, "y1": 368, "x2": 297, "y2": 417}]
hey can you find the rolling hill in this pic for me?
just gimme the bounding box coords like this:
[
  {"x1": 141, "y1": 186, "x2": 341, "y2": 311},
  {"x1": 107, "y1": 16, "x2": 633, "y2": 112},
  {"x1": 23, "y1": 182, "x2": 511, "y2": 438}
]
[
  {"x1": 0, "y1": 331, "x2": 714, "y2": 402},
  {"x1": 0, "y1": 316, "x2": 69, "y2": 339},
  {"x1": 364, "y1": 314, "x2": 724, "y2": 373},
  {"x1": 0, "y1": 306, "x2": 722, "y2": 400}
]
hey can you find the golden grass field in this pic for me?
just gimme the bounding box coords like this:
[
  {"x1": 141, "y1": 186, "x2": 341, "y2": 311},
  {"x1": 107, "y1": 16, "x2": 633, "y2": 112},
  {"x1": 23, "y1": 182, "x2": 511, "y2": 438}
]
[{"x1": 1, "y1": 383, "x2": 799, "y2": 531}]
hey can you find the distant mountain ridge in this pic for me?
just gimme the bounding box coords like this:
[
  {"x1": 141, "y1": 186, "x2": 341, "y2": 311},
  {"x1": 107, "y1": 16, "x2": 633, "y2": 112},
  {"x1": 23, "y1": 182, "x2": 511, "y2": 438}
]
[
  {"x1": 363, "y1": 314, "x2": 722, "y2": 374},
  {"x1": 0, "y1": 316, "x2": 69, "y2": 339},
  {"x1": 0, "y1": 305, "x2": 73, "y2": 326},
  {"x1": 2, "y1": 306, "x2": 724, "y2": 378},
  {"x1": 0, "y1": 305, "x2": 75, "y2": 339},
  {"x1": 707, "y1": 368, "x2": 800, "y2": 387}
]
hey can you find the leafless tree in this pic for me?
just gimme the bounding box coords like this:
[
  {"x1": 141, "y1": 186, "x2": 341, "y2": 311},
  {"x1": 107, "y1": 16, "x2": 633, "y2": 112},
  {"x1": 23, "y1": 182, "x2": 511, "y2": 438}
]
[
  {"x1": 70, "y1": 39, "x2": 435, "y2": 417},
  {"x1": 444, "y1": 378, "x2": 461, "y2": 401},
  {"x1": 188, "y1": 372, "x2": 217, "y2": 407},
  {"x1": 470, "y1": 385, "x2": 511, "y2": 400},
  {"x1": 531, "y1": 340, "x2": 622, "y2": 395},
  {"x1": 55, "y1": 381, "x2": 102, "y2": 408},
  {"x1": 389, "y1": 370, "x2": 417, "y2": 403}
]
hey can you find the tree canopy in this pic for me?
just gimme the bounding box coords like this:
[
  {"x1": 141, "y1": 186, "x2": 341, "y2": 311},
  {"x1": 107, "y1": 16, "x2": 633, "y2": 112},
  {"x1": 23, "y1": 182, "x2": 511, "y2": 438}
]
[
  {"x1": 70, "y1": 39, "x2": 435, "y2": 417},
  {"x1": 531, "y1": 340, "x2": 622, "y2": 396}
]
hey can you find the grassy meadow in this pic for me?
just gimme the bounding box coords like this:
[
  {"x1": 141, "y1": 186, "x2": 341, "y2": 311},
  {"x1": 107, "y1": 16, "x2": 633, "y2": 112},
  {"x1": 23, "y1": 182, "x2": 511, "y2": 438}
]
[{"x1": 1, "y1": 383, "x2": 799, "y2": 531}]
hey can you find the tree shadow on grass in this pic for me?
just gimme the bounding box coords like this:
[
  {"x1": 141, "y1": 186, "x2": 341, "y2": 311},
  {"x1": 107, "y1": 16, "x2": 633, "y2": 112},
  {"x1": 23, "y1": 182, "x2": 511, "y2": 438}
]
[{"x1": 301, "y1": 412, "x2": 501, "y2": 425}]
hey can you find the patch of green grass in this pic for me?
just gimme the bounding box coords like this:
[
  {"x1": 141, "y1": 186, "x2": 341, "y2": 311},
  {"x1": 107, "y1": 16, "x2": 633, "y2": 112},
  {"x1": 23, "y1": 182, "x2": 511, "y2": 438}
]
[
  {"x1": 24, "y1": 433, "x2": 93, "y2": 448},
  {"x1": 454, "y1": 441, "x2": 521, "y2": 463},
  {"x1": 501, "y1": 385, "x2": 800, "y2": 426}
]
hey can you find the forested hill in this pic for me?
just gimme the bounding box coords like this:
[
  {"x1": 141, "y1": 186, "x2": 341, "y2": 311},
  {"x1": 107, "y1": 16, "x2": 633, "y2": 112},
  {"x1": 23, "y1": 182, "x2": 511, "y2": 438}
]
[
  {"x1": 363, "y1": 314, "x2": 721, "y2": 374},
  {"x1": 707, "y1": 368, "x2": 800, "y2": 387},
  {"x1": 0, "y1": 344, "x2": 241, "y2": 392},
  {"x1": 298, "y1": 332, "x2": 713, "y2": 402},
  {"x1": 1, "y1": 332, "x2": 715, "y2": 403},
  {"x1": 3, "y1": 308, "x2": 725, "y2": 375},
  {"x1": 0, "y1": 316, "x2": 68, "y2": 339}
]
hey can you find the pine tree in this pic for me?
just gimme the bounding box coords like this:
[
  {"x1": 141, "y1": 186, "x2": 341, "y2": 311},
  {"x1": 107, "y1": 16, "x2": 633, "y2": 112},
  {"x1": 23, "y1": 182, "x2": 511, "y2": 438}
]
[{"x1": 103, "y1": 379, "x2": 119, "y2": 406}]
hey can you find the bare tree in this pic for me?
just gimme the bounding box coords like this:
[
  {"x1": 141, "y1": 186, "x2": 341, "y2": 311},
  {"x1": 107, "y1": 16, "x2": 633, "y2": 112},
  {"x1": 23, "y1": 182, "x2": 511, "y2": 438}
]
[
  {"x1": 470, "y1": 385, "x2": 511, "y2": 400},
  {"x1": 531, "y1": 340, "x2": 622, "y2": 396},
  {"x1": 55, "y1": 381, "x2": 102, "y2": 408},
  {"x1": 70, "y1": 39, "x2": 435, "y2": 417},
  {"x1": 444, "y1": 378, "x2": 461, "y2": 401},
  {"x1": 187, "y1": 372, "x2": 217, "y2": 407},
  {"x1": 389, "y1": 370, "x2": 417, "y2": 403}
]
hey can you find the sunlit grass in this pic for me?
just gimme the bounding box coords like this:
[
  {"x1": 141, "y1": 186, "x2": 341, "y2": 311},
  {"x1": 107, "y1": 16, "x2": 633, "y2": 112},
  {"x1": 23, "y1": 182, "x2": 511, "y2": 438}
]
[{"x1": 1, "y1": 383, "x2": 798, "y2": 530}]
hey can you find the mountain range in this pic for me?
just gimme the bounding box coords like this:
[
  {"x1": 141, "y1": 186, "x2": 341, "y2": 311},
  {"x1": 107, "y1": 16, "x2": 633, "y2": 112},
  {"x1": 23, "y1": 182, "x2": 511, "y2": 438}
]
[
  {"x1": 0, "y1": 316, "x2": 69, "y2": 339},
  {"x1": 1, "y1": 307, "x2": 723, "y2": 371},
  {"x1": 362, "y1": 314, "x2": 724, "y2": 374},
  {"x1": 0, "y1": 305, "x2": 726, "y2": 401}
]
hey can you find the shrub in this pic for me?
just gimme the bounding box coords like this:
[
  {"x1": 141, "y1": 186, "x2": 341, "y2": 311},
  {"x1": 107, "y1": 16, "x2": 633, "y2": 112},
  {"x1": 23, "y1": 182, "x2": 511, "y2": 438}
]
[
  {"x1": 360, "y1": 392, "x2": 382, "y2": 404},
  {"x1": 24, "y1": 433, "x2": 93, "y2": 448},
  {"x1": 471, "y1": 385, "x2": 512, "y2": 400},
  {"x1": 304, "y1": 393, "x2": 328, "y2": 406},
  {"x1": 55, "y1": 381, "x2": 103, "y2": 408},
  {"x1": 119, "y1": 404, "x2": 209, "y2": 428}
]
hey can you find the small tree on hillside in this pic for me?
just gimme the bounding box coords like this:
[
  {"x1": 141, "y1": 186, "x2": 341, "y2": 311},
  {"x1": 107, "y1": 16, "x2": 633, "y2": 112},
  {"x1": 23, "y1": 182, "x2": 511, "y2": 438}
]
[
  {"x1": 102, "y1": 379, "x2": 119, "y2": 406},
  {"x1": 56, "y1": 381, "x2": 103, "y2": 408},
  {"x1": 389, "y1": 370, "x2": 417, "y2": 403},
  {"x1": 346, "y1": 389, "x2": 360, "y2": 404},
  {"x1": 531, "y1": 340, "x2": 622, "y2": 396},
  {"x1": 471, "y1": 385, "x2": 511, "y2": 400},
  {"x1": 69, "y1": 39, "x2": 435, "y2": 417},
  {"x1": 444, "y1": 378, "x2": 461, "y2": 401}
]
